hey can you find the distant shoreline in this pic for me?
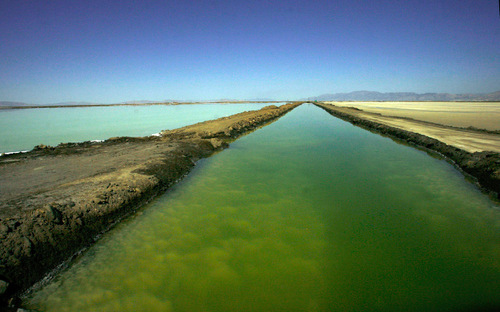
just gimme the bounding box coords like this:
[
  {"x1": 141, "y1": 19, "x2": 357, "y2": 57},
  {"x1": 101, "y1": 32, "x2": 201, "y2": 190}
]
[
  {"x1": 0, "y1": 101, "x2": 287, "y2": 110},
  {"x1": 3, "y1": 100, "x2": 500, "y2": 110}
]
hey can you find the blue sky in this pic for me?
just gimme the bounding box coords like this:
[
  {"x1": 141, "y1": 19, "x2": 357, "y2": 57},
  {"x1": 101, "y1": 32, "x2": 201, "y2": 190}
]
[{"x1": 1, "y1": 0, "x2": 499, "y2": 103}]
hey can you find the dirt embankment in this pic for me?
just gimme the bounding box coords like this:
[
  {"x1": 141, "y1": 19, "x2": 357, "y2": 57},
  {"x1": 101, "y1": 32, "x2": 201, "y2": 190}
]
[
  {"x1": 316, "y1": 103, "x2": 500, "y2": 200},
  {"x1": 328, "y1": 101, "x2": 500, "y2": 132},
  {"x1": 0, "y1": 103, "x2": 300, "y2": 308}
]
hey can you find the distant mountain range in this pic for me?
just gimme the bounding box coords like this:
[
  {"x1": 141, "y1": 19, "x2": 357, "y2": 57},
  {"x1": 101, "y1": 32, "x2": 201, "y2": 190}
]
[{"x1": 305, "y1": 90, "x2": 500, "y2": 101}]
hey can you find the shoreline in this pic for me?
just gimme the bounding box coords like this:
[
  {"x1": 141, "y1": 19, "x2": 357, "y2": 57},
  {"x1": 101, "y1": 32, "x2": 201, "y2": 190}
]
[
  {"x1": 315, "y1": 103, "x2": 500, "y2": 200},
  {"x1": 2, "y1": 100, "x2": 499, "y2": 111},
  {"x1": 0, "y1": 101, "x2": 287, "y2": 110},
  {"x1": 0, "y1": 103, "x2": 301, "y2": 309}
]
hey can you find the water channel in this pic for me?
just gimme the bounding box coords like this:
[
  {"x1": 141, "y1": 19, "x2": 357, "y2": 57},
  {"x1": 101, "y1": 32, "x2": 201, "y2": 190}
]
[{"x1": 25, "y1": 104, "x2": 500, "y2": 311}]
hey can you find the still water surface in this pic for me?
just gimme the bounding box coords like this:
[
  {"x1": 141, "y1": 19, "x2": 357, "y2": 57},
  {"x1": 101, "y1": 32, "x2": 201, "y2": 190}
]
[
  {"x1": 26, "y1": 105, "x2": 499, "y2": 311},
  {"x1": 0, "y1": 103, "x2": 271, "y2": 153}
]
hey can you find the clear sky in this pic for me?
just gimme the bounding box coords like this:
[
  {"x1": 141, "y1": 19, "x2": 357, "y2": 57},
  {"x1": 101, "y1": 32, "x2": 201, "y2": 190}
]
[{"x1": 0, "y1": 0, "x2": 499, "y2": 103}]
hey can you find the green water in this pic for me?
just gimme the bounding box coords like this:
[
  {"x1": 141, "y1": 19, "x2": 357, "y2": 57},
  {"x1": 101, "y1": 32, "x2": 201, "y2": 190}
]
[
  {"x1": 26, "y1": 104, "x2": 500, "y2": 311},
  {"x1": 0, "y1": 103, "x2": 271, "y2": 153}
]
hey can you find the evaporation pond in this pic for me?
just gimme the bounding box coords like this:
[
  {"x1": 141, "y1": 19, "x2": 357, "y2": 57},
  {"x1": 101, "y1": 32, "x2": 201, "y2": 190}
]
[
  {"x1": 0, "y1": 103, "x2": 272, "y2": 153},
  {"x1": 26, "y1": 104, "x2": 500, "y2": 312}
]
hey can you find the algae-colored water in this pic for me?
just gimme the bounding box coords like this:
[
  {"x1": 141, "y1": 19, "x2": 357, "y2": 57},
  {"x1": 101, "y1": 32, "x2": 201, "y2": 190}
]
[{"x1": 26, "y1": 104, "x2": 500, "y2": 311}]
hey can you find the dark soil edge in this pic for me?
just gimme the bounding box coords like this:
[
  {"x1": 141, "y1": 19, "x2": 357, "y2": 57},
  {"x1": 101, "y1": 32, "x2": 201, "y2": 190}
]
[
  {"x1": 315, "y1": 103, "x2": 500, "y2": 201},
  {"x1": 0, "y1": 103, "x2": 301, "y2": 310}
]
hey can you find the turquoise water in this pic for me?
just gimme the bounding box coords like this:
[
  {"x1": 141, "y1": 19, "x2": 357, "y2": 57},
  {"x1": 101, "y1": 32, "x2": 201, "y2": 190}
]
[
  {"x1": 26, "y1": 104, "x2": 500, "y2": 311},
  {"x1": 0, "y1": 103, "x2": 272, "y2": 153}
]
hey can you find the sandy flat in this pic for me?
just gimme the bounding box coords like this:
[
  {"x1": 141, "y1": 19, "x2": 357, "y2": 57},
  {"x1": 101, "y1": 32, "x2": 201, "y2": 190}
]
[
  {"x1": 321, "y1": 103, "x2": 500, "y2": 153},
  {"x1": 327, "y1": 101, "x2": 500, "y2": 131}
]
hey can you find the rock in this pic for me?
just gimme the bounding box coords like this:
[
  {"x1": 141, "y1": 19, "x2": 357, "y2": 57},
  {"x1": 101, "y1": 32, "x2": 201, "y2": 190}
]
[
  {"x1": 34, "y1": 144, "x2": 54, "y2": 150},
  {"x1": 44, "y1": 204, "x2": 63, "y2": 224},
  {"x1": 209, "y1": 138, "x2": 227, "y2": 150},
  {"x1": 0, "y1": 280, "x2": 8, "y2": 295}
]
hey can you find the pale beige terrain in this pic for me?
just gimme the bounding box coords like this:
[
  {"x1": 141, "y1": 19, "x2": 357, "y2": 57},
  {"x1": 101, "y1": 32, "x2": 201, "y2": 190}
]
[
  {"x1": 327, "y1": 101, "x2": 500, "y2": 131},
  {"x1": 321, "y1": 102, "x2": 500, "y2": 153}
]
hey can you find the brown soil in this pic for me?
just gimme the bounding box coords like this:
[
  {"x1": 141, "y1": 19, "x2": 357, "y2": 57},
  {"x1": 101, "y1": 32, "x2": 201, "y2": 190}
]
[
  {"x1": 316, "y1": 103, "x2": 500, "y2": 201},
  {"x1": 0, "y1": 103, "x2": 300, "y2": 309}
]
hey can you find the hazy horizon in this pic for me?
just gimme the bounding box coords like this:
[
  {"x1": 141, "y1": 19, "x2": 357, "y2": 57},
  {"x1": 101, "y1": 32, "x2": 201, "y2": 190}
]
[
  {"x1": 1, "y1": 0, "x2": 499, "y2": 104},
  {"x1": 2, "y1": 90, "x2": 500, "y2": 106}
]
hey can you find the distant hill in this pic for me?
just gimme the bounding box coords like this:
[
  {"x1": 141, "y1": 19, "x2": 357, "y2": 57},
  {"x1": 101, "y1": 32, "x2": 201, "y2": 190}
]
[{"x1": 306, "y1": 90, "x2": 500, "y2": 101}]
